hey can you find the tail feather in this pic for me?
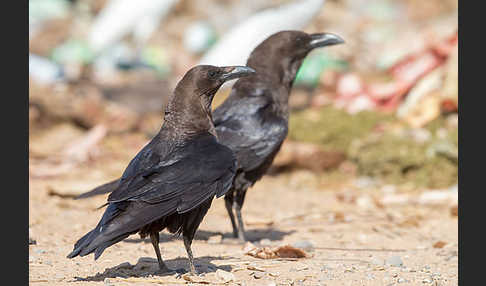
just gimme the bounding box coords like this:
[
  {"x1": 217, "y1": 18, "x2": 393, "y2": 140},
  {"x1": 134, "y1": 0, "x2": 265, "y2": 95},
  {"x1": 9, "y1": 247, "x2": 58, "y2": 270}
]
[
  {"x1": 67, "y1": 227, "x2": 99, "y2": 258},
  {"x1": 75, "y1": 179, "x2": 120, "y2": 200},
  {"x1": 67, "y1": 201, "x2": 175, "y2": 260},
  {"x1": 67, "y1": 203, "x2": 124, "y2": 259}
]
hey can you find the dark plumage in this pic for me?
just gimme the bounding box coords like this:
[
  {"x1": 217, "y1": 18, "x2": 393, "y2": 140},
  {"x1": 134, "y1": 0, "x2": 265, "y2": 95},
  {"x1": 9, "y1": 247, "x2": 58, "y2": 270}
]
[
  {"x1": 74, "y1": 30, "x2": 344, "y2": 242},
  {"x1": 67, "y1": 65, "x2": 255, "y2": 274},
  {"x1": 213, "y1": 31, "x2": 344, "y2": 241}
]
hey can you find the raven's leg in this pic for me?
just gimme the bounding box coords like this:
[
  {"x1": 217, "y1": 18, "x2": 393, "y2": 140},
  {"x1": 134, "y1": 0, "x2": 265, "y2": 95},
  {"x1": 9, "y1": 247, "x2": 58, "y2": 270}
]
[
  {"x1": 233, "y1": 189, "x2": 248, "y2": 241},
  {"x1": 182, "y1": 199, "x2": 212, "y2": 275},
  {"x1": 150, "y1": 232, "x2": 171, "y2": 273},
  {"x1": 183, "y1": 235, "x2": 197, "y2": 275},
  {"x1": 224, "y1": 191, "x2": 238, "y2": 238}
]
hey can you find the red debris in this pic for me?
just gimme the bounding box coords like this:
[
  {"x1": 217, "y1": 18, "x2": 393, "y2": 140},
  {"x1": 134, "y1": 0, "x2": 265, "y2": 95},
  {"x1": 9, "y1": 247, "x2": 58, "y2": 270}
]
[{"x1": 333, "y1": 31, "x2": 458, "y2": 114}]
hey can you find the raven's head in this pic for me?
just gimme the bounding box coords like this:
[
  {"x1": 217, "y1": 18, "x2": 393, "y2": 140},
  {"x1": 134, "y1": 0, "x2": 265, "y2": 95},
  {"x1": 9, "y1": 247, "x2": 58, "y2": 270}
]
[
  {"x1": 246, "y1": 30, "x2": 344, "y2": 88},
  {"x1": 165, "y1": 65, "x2": 255, "y2": 134}
]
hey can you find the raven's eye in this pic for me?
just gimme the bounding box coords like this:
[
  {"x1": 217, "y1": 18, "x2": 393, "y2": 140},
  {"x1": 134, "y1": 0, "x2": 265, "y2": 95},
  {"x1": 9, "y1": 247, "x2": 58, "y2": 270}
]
[{"x1": 208, "y1": 70, "x2": 218, "y2": 78}]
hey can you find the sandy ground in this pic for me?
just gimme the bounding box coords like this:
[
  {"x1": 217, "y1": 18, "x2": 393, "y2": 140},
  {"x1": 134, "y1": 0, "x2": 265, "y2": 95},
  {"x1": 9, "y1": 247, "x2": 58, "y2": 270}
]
[{"x1": 29, "y1": 133, "x2": 458, "y2": 286}]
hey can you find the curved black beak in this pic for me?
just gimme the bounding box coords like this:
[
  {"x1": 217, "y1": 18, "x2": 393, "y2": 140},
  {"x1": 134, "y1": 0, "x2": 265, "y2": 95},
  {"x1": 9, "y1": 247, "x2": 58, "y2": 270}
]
[
  {"x1": 309, "y1": 33, "x2": 345, "y2": 49},
  {"x1": 219, "y1": 66, "x2": 256, "y2": 82}
]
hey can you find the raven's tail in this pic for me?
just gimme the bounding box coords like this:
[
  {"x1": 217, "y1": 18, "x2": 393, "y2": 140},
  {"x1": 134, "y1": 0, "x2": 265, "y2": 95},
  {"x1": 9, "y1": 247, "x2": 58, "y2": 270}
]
[
  {"x1": 75, "y1": 179, "x2": 120, "y2": 200},
  {"x1": 66, "y1": 203, "x2": 129, "y2": 260}
]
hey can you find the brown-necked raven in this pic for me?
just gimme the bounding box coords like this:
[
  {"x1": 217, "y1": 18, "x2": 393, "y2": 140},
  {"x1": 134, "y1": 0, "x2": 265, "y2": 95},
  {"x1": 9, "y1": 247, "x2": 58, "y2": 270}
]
[
  {"x1": 213, "y1": 31, "x2": 344, "y2": 241},
  {"x1": 67, "y1": 65, "x2": 255, "y2": 274}
]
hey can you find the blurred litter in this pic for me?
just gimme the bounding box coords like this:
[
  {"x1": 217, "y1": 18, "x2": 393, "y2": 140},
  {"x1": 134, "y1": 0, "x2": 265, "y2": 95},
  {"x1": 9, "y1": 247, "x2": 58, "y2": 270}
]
[
  {"x1": 29, "y1": 0, "x2": 457, "y2": 189},
  {"x1": 87, "y1": 0, "x2": 179, "y2": 54},
  {"x1": 29, "y1": 0, "x2": 71, "y2": 38},
  {"x1": 183, "y1": 21, "x2": 217, "y2": 54},
  {"x1": 244, "y1": 242, "x2": 308, "y2": 259},
  {"x1": 29, "y1": 53, "x2": 65, "y2": 84},
  {"x1": 199, "y1": 0, "x2": 326, "y2": 67}
]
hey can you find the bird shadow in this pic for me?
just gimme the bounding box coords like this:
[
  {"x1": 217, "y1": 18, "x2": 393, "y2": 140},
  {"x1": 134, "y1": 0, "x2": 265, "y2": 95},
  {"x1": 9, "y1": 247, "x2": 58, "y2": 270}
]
[
  {"x1": 123, "y1": 227, "x2": 295, "y2": 244},
  {"x1": 73, "y1": 256, "x2": 234, "y2": 282},
  {"x1": 196, "y1": 228, "x2": 297, "y2": 243}
]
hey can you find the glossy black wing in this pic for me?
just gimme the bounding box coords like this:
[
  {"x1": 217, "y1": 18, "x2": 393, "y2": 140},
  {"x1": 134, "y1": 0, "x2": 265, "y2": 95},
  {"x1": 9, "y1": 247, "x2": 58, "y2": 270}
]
[
  {"x1": 107, "y1": 133, "x2": 236, "y2": 213},
  {"x1": 214, "y1": 93, "x2": 288, "y2": 172}
]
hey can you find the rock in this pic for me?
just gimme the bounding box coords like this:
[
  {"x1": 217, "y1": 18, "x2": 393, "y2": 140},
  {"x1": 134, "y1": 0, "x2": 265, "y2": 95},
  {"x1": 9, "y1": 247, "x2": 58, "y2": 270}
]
[
  {"x1": 259, "y1": 238, "x2": 272, "y2": 246},
  {"x1": 247, "y1": 265, "x2": 266, "y2": 272},
  {"x1": 272, "y1": 140, "x2": 346, "y2": 172},
  {"x1": 385, "y1": 256, "x2": 403, "y2": 267},
  {"x1": 433, "y1": 241, "x2": 447, "y2": 248},
  {"x1": 356, "y1": 195, "x2": 374, "y2": 209},
  {"x1": 353, "y1": 176, "x2": 377, "y2": 189},
  {"x1": 243, "y1": 241, "x2": 257, "y2": 253},
  {"x1": 29, "y1": 237, "x2": 37, "y2": 245},
  {"x1": 216, "y1": 269, "x2": 235, "y2": 283},
  {"x1": 252, "y1": 271, "x2": 266, "y2": 279},
  {"x1": 450, "y1": 205, "x2": 458, "y2": 217},
  {"x1": 291, "y1": 240, "x2": 314, "y2": 251},
  {"x1": 418, "y1": 190, "x2": 458, "y2": 205}
]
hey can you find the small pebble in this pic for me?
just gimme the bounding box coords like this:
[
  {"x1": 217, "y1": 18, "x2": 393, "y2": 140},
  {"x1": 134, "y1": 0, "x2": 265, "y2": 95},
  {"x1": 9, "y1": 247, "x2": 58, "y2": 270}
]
[
  {"x1": 397, "y1": 278, "x2": 408, "y2": 283},
  {"x1": 252, "y1": 271, "x2": 266, "y2": 279},
  {"x1": 259, "y1": 238, "x2": 272, "y2": 246},
  {"x1": 34, "y1": 249, "x2": 46, "y2": 254},
  {"x1": 321, "y1": 265, "x2": 333, "y2": 272},
  {"x1": 386, "y1": 256, "x2": 403, "y2": 267},
  {"x1": 216, "y1": 269, "x2": 235, "y2": 283},
  {"x1": 422, "y1": 277, "x2": 433, "y2": 283},
  {"x1": 29, "y1": 237, "x2": 37, "y2": 245},
  {"x1": 291, "y1": 240, "x2": 314, "y2": 251}
]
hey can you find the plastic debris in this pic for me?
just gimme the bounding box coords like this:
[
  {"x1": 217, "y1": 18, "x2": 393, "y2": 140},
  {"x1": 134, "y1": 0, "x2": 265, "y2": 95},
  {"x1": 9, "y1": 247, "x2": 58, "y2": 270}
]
[
  {"x1": 88, "y1": 0, "x2": 180, "y2": 53},
  {"x1": 50, "y1": 38, "x2": 94, "y2": 65},
  {"x1": 29, "y1": 0, "x2": 70, "y2": 38},
  {"x1": 183, "y1": 21, "x2": 217, "y2": 54},
  {"x1": 332, "y1": 31, "x2": 458, "y2": 115},
  {"x1": 199, "y1": 0, "x2": 326, "y2": 67},
  {"x1": 29, "y1": 53, "x2": 64, "y2": 84},
  {"x1": 295, "y1": 51, "x2": 347, "y2": 88}
]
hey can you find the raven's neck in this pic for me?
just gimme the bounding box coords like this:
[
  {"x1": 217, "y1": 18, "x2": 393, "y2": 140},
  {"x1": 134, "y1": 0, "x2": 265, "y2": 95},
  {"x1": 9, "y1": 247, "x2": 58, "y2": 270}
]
[{"x1": 159, "y1": 92, "x2": 217, "y2": 140}]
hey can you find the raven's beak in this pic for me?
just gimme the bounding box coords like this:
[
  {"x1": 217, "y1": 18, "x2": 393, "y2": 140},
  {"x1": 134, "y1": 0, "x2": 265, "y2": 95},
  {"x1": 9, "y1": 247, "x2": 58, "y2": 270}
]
[
  {"x1": 309, "y1": 33, "x2": 345, "y2": 49},
  {"x1": 220, "y1": 66, "x2": 256, "y2": 81}
]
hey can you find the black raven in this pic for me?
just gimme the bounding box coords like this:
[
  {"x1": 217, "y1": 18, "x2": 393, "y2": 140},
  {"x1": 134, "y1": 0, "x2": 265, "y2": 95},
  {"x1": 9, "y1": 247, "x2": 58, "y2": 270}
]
[
  {"x1": 67, "y1": 65, "x2": 255, "y2": 275},
  {"x1": 213, "y1": 31, "x2": 344, "y2": 241},
  {"x1": 73, "y1": 31, "x2": 344, "y2": 242}
]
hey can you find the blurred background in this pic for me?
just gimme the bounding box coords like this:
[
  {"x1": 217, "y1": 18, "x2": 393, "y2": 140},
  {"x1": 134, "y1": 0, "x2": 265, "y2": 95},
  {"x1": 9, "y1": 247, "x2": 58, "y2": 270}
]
[
  {"x1": 29, "y1": 0, "x2": 458, "y2": 283},
  {"x1": 29, "y1": 0, "x2": 458, "y2": 192}
]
